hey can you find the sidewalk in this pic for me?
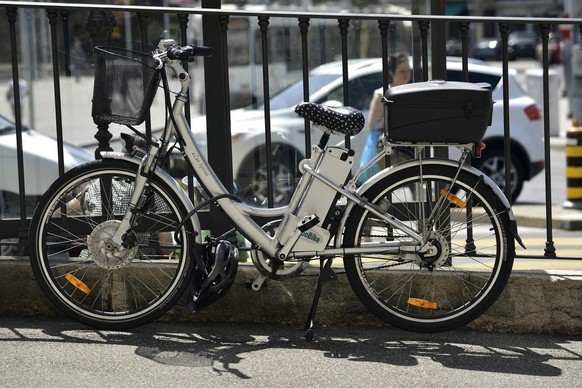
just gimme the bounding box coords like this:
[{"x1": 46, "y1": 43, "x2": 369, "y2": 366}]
[
  {"x1": 512, "y1": 204, "x2": 582, "y2": 230},
  {"x1": 1, "y1": 256, "x2": 580, "y2": 334}
]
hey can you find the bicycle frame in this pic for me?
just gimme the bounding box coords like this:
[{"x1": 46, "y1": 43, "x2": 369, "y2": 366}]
[
  {"x1": 27, "y1": 40, "x2": 524, "y2": 336},
  {"x1": 108, "y1": 41, "x2": 507, "y2": 264}
]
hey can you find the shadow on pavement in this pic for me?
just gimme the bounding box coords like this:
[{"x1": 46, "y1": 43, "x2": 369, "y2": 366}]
[{"x1": 1, "y1": 317, "x2": 579, "y2": 379}]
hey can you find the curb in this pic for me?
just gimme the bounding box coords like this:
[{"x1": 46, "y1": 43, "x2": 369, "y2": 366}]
[
  {"x1": 1, "y1": 257, "x2": 581, "y2": 334},
  {"x1": 511, "y1": 205, "x2": 582, "y2": 231}
]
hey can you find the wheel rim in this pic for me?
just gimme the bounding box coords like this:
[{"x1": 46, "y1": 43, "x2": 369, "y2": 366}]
[
  {"x1": 346, "y1": 171, "x2": 509, "y2": 325},
  {"x1": 34, "y1": 168, "x2": 191, "y2": 323}
]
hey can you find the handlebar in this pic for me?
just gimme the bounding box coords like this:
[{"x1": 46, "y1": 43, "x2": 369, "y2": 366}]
[{"x1": 166, "y1": 45, "x2": 214, "y2": 61}]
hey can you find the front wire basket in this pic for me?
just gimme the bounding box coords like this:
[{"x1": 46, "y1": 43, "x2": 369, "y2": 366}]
[{"x1": 92, "y1": 46, "x2": 161, "y2": 126}]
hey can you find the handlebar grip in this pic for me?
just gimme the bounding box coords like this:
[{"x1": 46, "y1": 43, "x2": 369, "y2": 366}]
[
  {"x1": 167, "y1": 45, "x2": 214, "y2": 61},
  {"x1": 192, "y1": 45, "x2": 214, "y2": 57}
]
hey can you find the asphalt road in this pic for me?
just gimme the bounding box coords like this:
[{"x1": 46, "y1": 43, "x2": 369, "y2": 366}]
[{"x1": 0, "y1": 317, "x2": 580, "y2": 387}]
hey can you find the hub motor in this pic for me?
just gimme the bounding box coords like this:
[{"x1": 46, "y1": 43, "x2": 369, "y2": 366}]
[{"x1": 87, "y1": 220, "x2": 138, "y2": 269}]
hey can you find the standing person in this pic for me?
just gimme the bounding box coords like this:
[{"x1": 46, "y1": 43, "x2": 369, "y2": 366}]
[
  {"x1": 5, "y1": 78, "x2": 28, "y2": 119},
  {"x1": 358, "y1": 52, "x2": 410, "y2": 183}
]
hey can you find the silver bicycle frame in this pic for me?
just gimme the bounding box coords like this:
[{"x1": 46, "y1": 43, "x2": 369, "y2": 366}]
[
  {"x1": 158, "y1": 57, "x2": 431, "y2": 259},
  {"x1": 114, "y1": 45, "x2": 494, "y2": 261}
]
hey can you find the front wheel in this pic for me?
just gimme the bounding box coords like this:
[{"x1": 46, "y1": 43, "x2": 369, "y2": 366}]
[
  {"x1": 343, "y1": 163, "x2": 514, "y2": 332},
  {"x1": 29, "y1": 159, "x2": 196, "y2": 330}
]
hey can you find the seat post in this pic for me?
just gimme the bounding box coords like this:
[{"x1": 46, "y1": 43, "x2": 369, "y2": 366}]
[{"x1": 317, "y1": 132, "x2": 330, "y2": 149}]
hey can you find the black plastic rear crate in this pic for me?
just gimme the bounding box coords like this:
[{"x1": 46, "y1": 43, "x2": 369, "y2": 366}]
[{"x1": 383, "y1": 80, "x2": 493, "y2": 143}]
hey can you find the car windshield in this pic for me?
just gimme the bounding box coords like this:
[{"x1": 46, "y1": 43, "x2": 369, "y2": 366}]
[{"x1": 267, "y1": 74, "x2": 339, "y2": 110}]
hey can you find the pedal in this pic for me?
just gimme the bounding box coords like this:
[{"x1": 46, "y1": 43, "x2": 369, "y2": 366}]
[{"x1": 250, "y1": 275, "x2": 267, "y2": 291}]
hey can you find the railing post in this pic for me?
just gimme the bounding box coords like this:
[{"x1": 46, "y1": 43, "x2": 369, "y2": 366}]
[
  {"x1": 498, "y1": 22, "x2": 512, "y2": 202},
  {"x1": 298, "y1": 17, "x2": 311, "y2": 156},
  {"x1": 338, "y1": 18, "x2": 350, "y2": 104},
  {"x1": 459, "y1": 22, "x2": 470, "y2": 81},
  {"x1": 338, "y1": 17, "x2": 351, "y2": 148},
  {"x1": 46, "y1": 9, "x2": 65, "y2": 177},
  {"x1": 6, "y1": 7, "x2": 28, "y2": 243},
  {"x1": 378, "y1": 19, "x2": 390, "y2": 90},
  {"x1": 418, "y1": 21, "x2": 430, "y2": 81},
  {"x1": 136, "y1": 11, "x2": 152, "y2": 140},
  {"x1": 202, "y1": 0, "x2": 235, "y2": 232},
  {"x1": 177, "y1": 13, "x2": 191, "y2": 122},
  {"x1": 61, "y1": 10, "x2": 71, "y2": 77},
  {"x1": 85, "y1": 10, "x2": 116, "y2": 159},
  {"x1": 540, "y1": 23, "x2": 557, "y2": 258},
  {"x1": 430, "y1": 0, "x2": 446, "y2": 80},
  {"x1": 258, "y1": 15, "x2": 274, "y2": 207}
]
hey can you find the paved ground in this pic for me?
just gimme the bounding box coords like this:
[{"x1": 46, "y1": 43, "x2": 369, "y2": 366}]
[{"x1": 0, "y1": 316, "x2": 581, "y2": 387}]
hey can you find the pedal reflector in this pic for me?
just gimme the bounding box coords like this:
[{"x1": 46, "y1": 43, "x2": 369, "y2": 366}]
[
  {"x1": 408, "y1": 297, "x2": 438, "y2": 310},
  {"x1": 65, "y1": 273, "x2": 91, "y2": 295},
  {"x1": 440, "y1": 189, "x2": 466, "y2": 208}
]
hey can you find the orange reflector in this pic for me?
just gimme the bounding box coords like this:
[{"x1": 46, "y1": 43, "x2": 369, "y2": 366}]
[
  {"x1": 440, "y1": 189, "x2": 466, "y2": 208},
  {"x1": 65, "y1": 273, "x2": 91, "y2": 295},
  {"x1": 408, "y1": 297, "x2": 438, "y2": 310}
]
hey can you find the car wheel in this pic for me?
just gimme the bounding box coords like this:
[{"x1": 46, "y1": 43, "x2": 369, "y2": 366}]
[
  {"x1": 236, "y1": 144, "x2": 302, "y2": 207},
  {"x1": 473, "y1": 146, "x2": 525, "y2": 202}
]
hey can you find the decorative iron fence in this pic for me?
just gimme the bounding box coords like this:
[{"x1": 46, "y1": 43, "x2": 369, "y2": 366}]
[{"x1": 0, "y1": 1, "x2": 580, "y2": 260}]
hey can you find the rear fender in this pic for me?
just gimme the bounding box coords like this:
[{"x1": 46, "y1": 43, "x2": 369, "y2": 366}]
[{"x1": 336, "y1": 158, "x2": 524, "y2": 249}]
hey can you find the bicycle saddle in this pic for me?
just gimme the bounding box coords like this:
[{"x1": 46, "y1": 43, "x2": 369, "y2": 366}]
[{"x1": 294, "y1": 102, "x2": 365, "y2": 136}]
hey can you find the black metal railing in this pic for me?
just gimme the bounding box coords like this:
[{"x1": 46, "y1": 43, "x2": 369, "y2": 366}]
[{"x1": 0, "y1": 1, "x2": 580, "y2": 261}]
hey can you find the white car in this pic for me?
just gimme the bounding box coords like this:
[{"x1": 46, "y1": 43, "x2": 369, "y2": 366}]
[
  {"x1": 191, "y1": 58, "x2": 544, "y2": 205},
  {"x1": 0, "y1": 114, "x2": 94, "y2": 217}
]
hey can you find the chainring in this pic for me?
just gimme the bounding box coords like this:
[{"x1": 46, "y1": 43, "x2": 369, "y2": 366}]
[{"x1": 250, "y1": 219, "x2": 309, "y2": 278}]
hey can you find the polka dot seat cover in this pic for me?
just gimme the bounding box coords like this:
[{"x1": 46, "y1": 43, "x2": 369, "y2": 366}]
[{"x1": 294, "y1": 102, "x2": 365, "y2": 136}]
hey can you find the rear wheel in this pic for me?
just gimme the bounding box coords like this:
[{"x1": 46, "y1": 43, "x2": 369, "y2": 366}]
[
  {"x1": 343, "y1": 163, "x2": 514, "y2": 332},
  {"x1": 29, "y1": 159, "x2": 195, "y2": 330}
]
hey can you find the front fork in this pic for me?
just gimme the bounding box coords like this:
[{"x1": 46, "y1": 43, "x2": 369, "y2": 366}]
[{"x1": 109, "y1": 143, "x2": 161, "y2": 248}]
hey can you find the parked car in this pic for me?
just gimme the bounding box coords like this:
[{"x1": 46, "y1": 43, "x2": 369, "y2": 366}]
[
  {"x1": 190, "y1": 58, "x2": 544, "y2": 205},
  {"x1": 0, "y1": 114, "x2": 94, "y2": 217},
  {"x1": 508, "y1": 31, "x2": 539, "y2": 59},
  {"x1": 471, "y1": 38, "x2": 517, "y2": 61}
]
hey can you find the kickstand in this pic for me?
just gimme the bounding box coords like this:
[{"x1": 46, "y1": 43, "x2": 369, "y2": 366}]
[{"x1": 304, "y1": 257, "x2": 337, "y2": 341}]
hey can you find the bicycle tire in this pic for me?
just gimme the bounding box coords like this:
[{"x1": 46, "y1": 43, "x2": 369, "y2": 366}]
[
  {"x1": 29, "y1": 159, "x2": 196, "y2": 330},
  {"x1": 343, "y1": 163, "x2": 514, "y2": 332}
]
